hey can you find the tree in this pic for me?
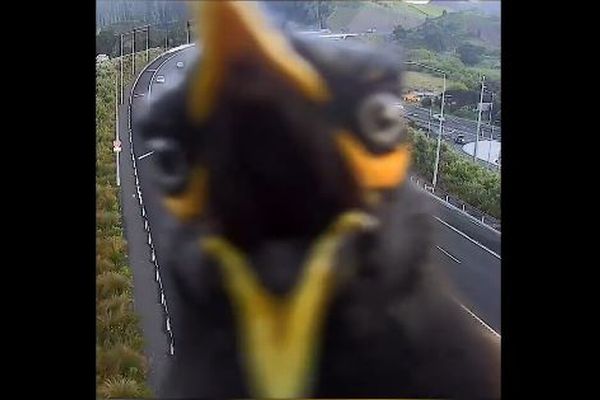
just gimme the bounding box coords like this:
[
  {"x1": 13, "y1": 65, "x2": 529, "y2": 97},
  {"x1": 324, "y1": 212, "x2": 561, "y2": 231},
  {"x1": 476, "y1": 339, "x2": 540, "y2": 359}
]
[
  {"x1": 421, "y1": 24, "x2": 446, "y2": 52},
  {"x1": 457, "y1": 43, "x2": 483, "y2": 66},
  {"x1": 96, "y1": 29, "x2": 117, "y2": 56},
  {"x1": 266, "y1": 1, "x2": 336, "y2": 28},
  {"x1": 392, "y1": 25, "x2": 408, "y2": 41}
]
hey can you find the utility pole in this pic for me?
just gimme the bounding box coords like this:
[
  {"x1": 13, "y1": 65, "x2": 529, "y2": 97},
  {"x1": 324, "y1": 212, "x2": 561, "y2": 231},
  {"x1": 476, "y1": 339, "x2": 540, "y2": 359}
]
[
  {"x1": 165, "y1": 25, "x2": 168, "y2": 50},
  {"x1": 317, "y1": 0, "x2": 322, "y2": 30},
  {"x1": 132, "y1": 29, "x2": 136, "y2": 76},
  {"x1": 186, "y1": 20, "x2": 191, "y2": 44},
  {"x1": 119, "y1": 34, "x2": 124, "y2": 104},
  {"x1": 146, "y1": 25, "x2": 149, "y2": 63},
  {"x1": 474, "y1": 75, "x2": 486, "y2": 162},
  {"x1": 487, "y1": 92, "x2": 495, "y2": 164},
  {"x1": 404, "y1": 61, "x2": 447, "y2": 189},
  {"x1": 428, "y1": 99, "x2": 433, "y2": 138},
  {"x1": 432, "y1": 73, "x2": 446, "y2": 189}
]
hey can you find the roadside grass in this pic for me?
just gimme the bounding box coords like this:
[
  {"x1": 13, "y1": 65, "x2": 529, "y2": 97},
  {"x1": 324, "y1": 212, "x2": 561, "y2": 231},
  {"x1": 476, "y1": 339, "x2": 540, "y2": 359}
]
[
  {"x1": 96, "y1": 48, "x2": 161, "y2": 399},
  {"x1": 404, "y1": 70, "x2": 466, "y2": 92}
]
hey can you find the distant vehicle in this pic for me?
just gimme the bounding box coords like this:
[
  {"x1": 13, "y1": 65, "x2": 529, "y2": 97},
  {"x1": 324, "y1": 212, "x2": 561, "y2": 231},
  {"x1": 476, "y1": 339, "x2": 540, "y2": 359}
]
[
  {"x1": 176, "y1": 61, "x2": 184, "y2": 69},
  {"x1": 156, "y1": 75, "x2": 165, "y2": 83},
  {"x1": 455, "y1": 134, "x2": 465, "y2": 144},
  {"x1": 433, "y1": 113, "x2": 446, "y2": 122}
]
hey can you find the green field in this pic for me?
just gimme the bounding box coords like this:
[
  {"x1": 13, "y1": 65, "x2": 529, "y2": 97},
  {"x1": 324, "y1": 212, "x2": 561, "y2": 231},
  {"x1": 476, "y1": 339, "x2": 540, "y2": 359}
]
[
  {"x1": 404, "y1": 71, "x2": 465, "y2": 92},
  {"x1": 469, "y1": 67, "x2": 501, "y2": 82}
]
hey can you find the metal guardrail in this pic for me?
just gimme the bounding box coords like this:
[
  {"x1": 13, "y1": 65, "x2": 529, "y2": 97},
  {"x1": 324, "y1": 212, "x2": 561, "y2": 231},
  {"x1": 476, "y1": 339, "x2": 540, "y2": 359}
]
[{"x1": 410, "y1": 176, "x2": 501, "y2": 233}]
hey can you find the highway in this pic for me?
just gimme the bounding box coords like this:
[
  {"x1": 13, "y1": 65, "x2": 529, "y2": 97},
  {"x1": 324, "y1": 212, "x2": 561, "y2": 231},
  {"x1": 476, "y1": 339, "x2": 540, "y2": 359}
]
[
  {"x1": 118, "y1": 45, "x2": 501, "y2": 393},
  {"x1": 403, "y1": 103, "x2": 501, "y2": 142}
]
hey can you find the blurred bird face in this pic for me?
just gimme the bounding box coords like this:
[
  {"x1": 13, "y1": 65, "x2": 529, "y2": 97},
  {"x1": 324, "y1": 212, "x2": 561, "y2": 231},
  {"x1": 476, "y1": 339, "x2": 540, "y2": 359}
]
[
  {"x1": 141, "y1": 1, "x2": 412, "y2": 397},
  {"x1": 145, "y1": 1, "x2": 411, "y2": 231}
]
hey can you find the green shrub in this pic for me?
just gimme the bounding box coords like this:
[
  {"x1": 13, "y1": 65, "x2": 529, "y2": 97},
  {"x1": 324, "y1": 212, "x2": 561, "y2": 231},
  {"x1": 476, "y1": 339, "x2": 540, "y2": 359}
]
[{"x1": 408, "y1": 127, "x2": 500, "y2": 218}]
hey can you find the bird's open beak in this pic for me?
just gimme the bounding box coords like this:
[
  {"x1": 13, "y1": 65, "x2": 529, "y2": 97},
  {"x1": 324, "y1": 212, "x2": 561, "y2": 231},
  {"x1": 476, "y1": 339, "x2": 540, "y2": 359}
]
[
  {"x1": 187, "y1": 0, "x2": 330, "y2": 124},
  {"x1": 163, "y1": 1, "x2": 333, "y2": 221},
  {"x1": 202, "y1": 211, "x2": 378, "y2": 398}
]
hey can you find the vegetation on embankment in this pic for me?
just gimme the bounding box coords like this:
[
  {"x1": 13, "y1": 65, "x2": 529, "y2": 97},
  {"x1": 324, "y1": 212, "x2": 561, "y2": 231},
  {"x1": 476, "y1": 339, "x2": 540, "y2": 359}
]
[
  {"x1": 96, "y1": 48, "x2": 161, "y2": 399},
  {"x1": 408, "y1": 127, "x2": 500, "y2": 219}
]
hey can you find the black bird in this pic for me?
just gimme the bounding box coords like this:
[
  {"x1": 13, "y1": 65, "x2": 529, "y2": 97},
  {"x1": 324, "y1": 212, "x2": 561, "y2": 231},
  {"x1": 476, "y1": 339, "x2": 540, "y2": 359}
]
[{"x1": 138, "y1": 2, "x2": 500, "y2": 398}]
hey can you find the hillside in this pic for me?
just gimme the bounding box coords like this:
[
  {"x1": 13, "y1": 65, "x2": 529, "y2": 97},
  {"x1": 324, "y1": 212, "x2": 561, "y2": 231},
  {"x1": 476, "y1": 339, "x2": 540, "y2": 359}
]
[
  {"x1": 326, "y1": 0, "x2": 446, "y2": 32},
  {"x1": 431, "y1": 0, "x2": 501, "y2": 17},
  {"x1": 398, "y1": 10, "x2": 500, "y2": 52}
]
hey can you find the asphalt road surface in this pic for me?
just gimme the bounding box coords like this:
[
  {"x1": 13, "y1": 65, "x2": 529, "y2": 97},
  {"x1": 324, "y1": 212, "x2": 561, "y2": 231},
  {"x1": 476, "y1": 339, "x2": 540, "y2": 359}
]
[
  {"x1": 118, "y1": 45, "x2": 501, "y2": 392},
  {"x1": 403, "y1": 103, "x2": 501, "y2": 142}
]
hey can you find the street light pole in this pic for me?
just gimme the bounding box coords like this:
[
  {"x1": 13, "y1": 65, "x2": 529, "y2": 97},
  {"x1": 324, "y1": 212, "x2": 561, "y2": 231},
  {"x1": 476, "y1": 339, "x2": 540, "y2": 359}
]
[
  {"x1": 404, "y1": 60, "x2": 448, "y2": 189},
  {"x1": 186, "y1": 20, "x2": 191, "y2": 44},
  {"x1": 428, "y1": 100, "x2": 432, "y2": 138},
  {"x1": 432, "y1": 73, "x2": 446, "y2": 189},
  {"x1": 316, "y1": 0, "x2": 320, "y2": 30},
  {"x1": 474, "y1": 75, "x2": 486, "y2": 162},
  {"x1": 487, "y1": 92, "x2": 494, "y2": 164},
  {"x1": 132, "y1": 29, "x2": 136, "y2": 76},
  {"x1": 165, "y1": 26, "x2": 168, "y2": 50},
  {"x1": 119, "y1": 34, "x2": 124, "y2": 104},
  {"x1": 146, "y1": 26, "x2": 149, "y2": 63}
]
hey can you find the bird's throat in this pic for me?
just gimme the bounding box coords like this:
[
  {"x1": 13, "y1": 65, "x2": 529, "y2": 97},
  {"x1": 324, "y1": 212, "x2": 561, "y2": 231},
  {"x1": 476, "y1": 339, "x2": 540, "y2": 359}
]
[{"x1": 200, "y1": 211, "x2": 378, "y2": 398}]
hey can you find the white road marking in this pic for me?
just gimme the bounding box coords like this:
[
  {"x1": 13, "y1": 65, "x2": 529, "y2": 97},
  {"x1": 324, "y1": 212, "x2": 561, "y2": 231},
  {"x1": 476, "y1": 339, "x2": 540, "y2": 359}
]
[
  {"x1": 436, "y1": 245, "x2": 461, "y2": 264},
  {"x1": 434, "y1": 216, "x2": 501, "y2": 260},
  {"x1": 455, "y1": 299, "x2": 501, "y2": 340},
  {"x1": 128, "y1": 48, "x2": 185, "y2": 357},
  {"x1": 423, "y1": 186, "x2": 501, "y2": 235},
  {"x1": 133, "y1": 93, "x2": 146, "y2": 98},
  {"x1": 138, "y1": 151, "x2": 154, "y2": 160}
]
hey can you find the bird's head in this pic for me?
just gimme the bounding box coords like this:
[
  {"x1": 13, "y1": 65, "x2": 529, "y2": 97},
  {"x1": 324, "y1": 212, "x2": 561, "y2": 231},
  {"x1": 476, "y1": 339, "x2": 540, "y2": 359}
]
[
  {"x1": 141, "y1": 1, "x2": 411, "y2": 243},
  {"x1": 139, "y1": 1, "x2": 412, "y2": 397}
]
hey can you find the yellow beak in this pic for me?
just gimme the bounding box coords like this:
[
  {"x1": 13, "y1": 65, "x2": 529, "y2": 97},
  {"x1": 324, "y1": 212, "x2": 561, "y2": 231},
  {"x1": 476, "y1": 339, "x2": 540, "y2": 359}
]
[
  {"x1": 201, "y1": 211, "x2": 378, "y2": 398},
  {"x1": 187, "y1": 1, "x2": 330, "y2": 124}
]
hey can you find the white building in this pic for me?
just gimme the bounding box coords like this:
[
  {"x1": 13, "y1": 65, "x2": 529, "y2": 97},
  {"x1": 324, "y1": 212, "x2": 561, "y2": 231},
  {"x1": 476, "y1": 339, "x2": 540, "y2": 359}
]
[{"x1": 96, "y1": 54, "x2": 110, "y2": 64}]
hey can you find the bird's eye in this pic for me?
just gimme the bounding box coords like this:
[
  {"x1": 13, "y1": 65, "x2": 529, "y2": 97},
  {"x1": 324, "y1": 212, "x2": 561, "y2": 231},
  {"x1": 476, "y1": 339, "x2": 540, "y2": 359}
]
[
  {"x1": 357, "y1": 93, "x2": 407, "y2": 148},
  {"x1": 147, "y1": 138, "x2": 189, "y2": 193}
]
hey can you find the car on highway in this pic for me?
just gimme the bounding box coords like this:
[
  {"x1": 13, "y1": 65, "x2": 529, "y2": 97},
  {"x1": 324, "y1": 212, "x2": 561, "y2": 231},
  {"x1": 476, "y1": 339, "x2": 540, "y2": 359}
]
[
  {"x1": 176, "y1": 61, "x2": 184, "y2": 69},
  {"x1": 433, "y1": 113, "x2": 445, "y2": 122},
  {"x1": 156, "y1": 75, "x2": 165, "y2": 83},
  {"x1": 455, "y1": 134, "x2": 465, "y2": 144}
]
